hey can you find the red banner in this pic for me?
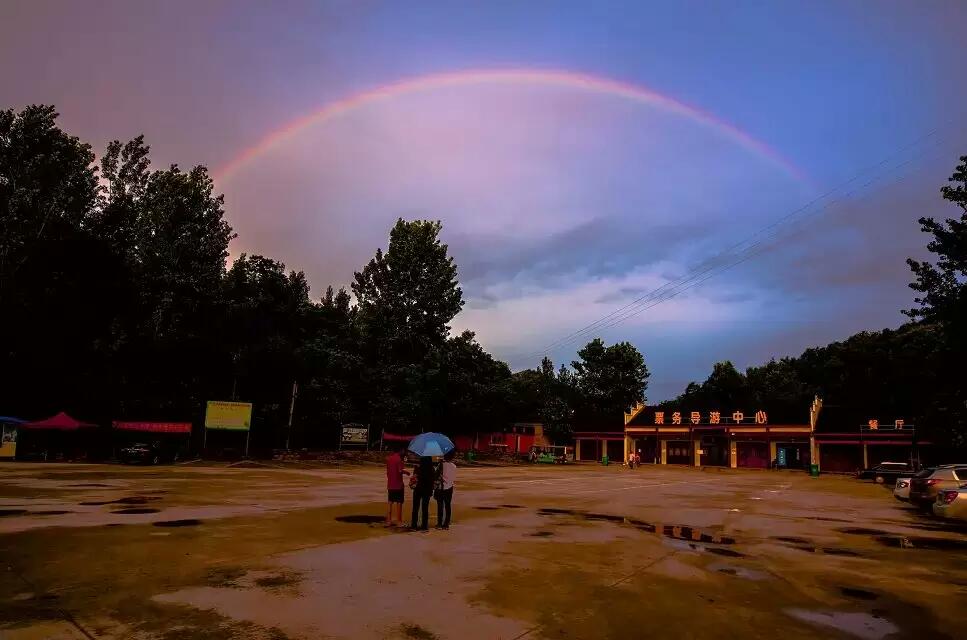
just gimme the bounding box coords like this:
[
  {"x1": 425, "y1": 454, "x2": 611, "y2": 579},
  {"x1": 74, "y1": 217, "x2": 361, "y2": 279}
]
[
  {"x1": 382, "y1": 431, "x2": 415, "y2": 442},
  {"x1": 113, "y1": 421, "x2": 192, "y2": 434}
]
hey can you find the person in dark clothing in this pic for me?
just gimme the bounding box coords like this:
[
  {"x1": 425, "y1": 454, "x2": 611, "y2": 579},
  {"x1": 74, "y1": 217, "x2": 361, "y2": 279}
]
[{"x1": 410, "y1": 456, "x2": 434, "y2": 531}]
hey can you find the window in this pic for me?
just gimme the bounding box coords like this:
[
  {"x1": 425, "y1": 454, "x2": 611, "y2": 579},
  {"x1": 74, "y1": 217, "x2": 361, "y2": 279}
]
[{"x1": 953, "y1": 468, "x2": 967, "y2": 481}]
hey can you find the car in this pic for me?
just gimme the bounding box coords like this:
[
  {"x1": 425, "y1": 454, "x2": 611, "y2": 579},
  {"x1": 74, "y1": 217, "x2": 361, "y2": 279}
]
[
  {"x1": 932, "y1": 487, "x2": 967, "y2": 521},
  {"x1": 893, "y1": 476, "x2": 912, "y2": 501},
  {"x1": 857, "y1": 461, "x2": 914, "y2": 484},
  {"x1": 909, "y1": 465, "x2": 967, "y2": 510},
  {"x1": 119, "y1": 441, "x2": 181, "y2": 465}
]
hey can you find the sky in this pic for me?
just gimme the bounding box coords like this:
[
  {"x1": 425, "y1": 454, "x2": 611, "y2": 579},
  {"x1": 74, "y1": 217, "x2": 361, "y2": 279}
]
[{"x1": 2, "y1": 1, "x2": 966, "y2": 400}]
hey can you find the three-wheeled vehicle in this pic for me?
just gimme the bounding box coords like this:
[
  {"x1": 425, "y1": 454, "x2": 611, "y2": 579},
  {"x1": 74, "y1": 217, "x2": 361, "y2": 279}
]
[{"x1": 528, "y1": 445, "x2": 572, "y2": 464}]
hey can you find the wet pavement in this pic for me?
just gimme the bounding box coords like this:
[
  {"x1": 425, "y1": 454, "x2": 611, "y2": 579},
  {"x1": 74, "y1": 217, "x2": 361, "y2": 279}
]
[{"x1": 1, "y1": 462, "x2": 966, "y2": 639}]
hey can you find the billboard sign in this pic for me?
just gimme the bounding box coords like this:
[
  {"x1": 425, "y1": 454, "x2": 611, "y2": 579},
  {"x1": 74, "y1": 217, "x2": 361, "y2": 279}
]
[
  {"x1": 205, "y1": 401, "x2": 253, "y2": 431},
  {"x1": 341, "y1": 424, "x2": 369, "y2": 446}
]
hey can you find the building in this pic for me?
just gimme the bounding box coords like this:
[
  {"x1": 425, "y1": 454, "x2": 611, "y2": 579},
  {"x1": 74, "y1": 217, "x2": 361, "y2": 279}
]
[
  {"x1": 813, "y1": 406, "x2": 925, "y2": 472},
  {"x1": 575, "y1": 397, "x2": 931, "y2": 472},
  {"x1": 575, "y1": 397, "x2": 821, "y2": 469},
  {"x1": 452, "y1": 423, "x2": 549, "y2": 455}
]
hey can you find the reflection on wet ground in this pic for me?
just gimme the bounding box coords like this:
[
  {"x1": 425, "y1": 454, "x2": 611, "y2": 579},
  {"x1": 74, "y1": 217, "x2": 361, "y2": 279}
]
[{"x1": 537, "y1": 507, "x2": 737, "y2": 546}]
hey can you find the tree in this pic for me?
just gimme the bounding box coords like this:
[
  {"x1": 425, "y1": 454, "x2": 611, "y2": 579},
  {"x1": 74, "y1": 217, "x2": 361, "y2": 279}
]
[
  {"x1": 0, "y1": 105, "x2": 115, "y2": 418},
  {"x1": 904, "y1": 155, "x2": 967, "y2": 450},
  {"x1": 905, "y1": 155, "x2": 967, "y2": 325},
  {"x1": 352, "y1": 218, "x2": 463, "y2": 349},
  {"x1": 571, "y1": 338, "x2": 649, "y2": 423},
  {"x1": 351, "y1": 219, "x2": 464, "y2": 431},
  {"x1": 96, "y1": 135, "x2": 236, "y2": 419}
]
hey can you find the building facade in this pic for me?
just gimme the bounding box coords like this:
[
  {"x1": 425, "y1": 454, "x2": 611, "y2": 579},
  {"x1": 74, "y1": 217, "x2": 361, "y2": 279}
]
[
  {"x1": 618, "y1": 399, "x2": 820, "y2": 469},
  {"x1": 574, "y1": 397, "x2": 926, "y2": 472}
]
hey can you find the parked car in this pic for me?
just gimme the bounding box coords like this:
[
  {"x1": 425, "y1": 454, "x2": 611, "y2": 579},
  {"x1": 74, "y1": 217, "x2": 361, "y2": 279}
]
[
  {"x1": 932, "y1": 487, "x2": 967, "y2": 521},
  {"x1": 909, "y1": 465, "x2": 967, "y2": 510},
  {"x1": 119, "y1": 441, "x2": 181, "y2": 465},
  {"x1": 894, "y1": 477, "x2": 912, "y2": 501},
  {"x1": 857, "y1": 461, "x2": 914, "y2": 484}
]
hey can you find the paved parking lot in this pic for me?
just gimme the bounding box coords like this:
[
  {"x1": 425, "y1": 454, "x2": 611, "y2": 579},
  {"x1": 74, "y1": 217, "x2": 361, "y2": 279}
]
[{"x1": 2, "y1": 462, "x2": 966, "y2": 639}]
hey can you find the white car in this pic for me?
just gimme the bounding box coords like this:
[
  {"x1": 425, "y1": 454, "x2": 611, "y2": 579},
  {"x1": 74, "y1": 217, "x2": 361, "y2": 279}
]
[
  {"x1": 932, "y1": 487, "x2": 967, "y2": 520},
  {"x1": 893, "y1": 477, "x2": 911, "y2": 501}
]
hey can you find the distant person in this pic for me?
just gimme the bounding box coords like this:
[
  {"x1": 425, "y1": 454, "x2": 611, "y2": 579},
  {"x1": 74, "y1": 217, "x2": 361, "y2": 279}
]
[
  {"x1": 435, "y1": 451, "x2": 457, "y2": 530},
  {"x1": 410, "y1": 455, "x2": 434, "y2": 531},
  {"x1": 385, "y1": 444, "x2": 409, "y2": 527}
]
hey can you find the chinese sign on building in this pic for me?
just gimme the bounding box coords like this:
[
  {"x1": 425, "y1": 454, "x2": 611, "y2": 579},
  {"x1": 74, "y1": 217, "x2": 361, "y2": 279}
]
[{"x1": 653, "y1": 410, "x2": 767, "y2": 426}]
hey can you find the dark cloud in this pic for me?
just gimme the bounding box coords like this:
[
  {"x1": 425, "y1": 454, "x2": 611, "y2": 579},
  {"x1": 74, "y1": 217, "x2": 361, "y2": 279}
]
[{"x1": 452, "y1": 216, "x2": 722, "y2": 298}]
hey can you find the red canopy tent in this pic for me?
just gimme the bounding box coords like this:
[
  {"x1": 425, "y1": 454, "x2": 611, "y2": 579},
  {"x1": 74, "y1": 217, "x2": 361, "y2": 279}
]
[{"x1": 21, "y1": 412, "x2": 97, "y2": 430}]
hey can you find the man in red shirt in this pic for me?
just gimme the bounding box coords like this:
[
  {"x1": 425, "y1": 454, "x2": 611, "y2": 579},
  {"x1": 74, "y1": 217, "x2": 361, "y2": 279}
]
[{"x1": 385, "y1": 444, "x2": 409, "y2": 527}]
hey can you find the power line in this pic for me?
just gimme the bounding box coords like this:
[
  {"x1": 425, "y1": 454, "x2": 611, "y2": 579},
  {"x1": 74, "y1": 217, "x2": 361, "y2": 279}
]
[
  {"x1": 523, "y1": 120, "x2": 964, "y2": 363},
  {"x1": 573, "y1": 142, "x2": 948, "y2": 337}
]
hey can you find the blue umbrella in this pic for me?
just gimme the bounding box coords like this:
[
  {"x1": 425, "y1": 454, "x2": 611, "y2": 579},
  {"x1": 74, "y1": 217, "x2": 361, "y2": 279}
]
[{"x1": 407, "y1": 432, "x2": 454, "y2": 458}]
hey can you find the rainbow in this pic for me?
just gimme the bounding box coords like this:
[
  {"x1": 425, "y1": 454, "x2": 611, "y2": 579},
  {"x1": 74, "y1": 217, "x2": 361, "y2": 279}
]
[{"x1": 215, "y1": 68, "x2": 806, "y2": 183}]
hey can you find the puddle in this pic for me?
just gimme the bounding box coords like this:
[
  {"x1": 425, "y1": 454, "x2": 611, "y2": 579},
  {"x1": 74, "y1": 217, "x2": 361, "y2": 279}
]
[
  {"x1": 706, "y1": 547, "x2": 745, "y2": 558},
  {"x1": 0, "y1": 509, "x2": 28, "y2": 517},
  {"x1": 708, "y1": 562, "x2": 767, "y2": 581},
  {"x1": 334, "y1": 515, "x2": 385, "y2": 524},
  {"x1": 473, "y1": 506, "x2": 501, "y2": 511},
  {"x1": 773, "y1": 536, "x2": 811, "y2": 544},
  {"x1": 80, "y1": 496, "x2": 162, "y2": 506},
  {"x1": 68, "y1": 483, "x2": 111, "y2": 488},
  {"x1": 499, "y1": 504, "x2": 524, "y2": 509},
  {"x1": 786, "y1": 609, "x2": 898, "y2": 640},
  {"x1": 874, "y1": 535, "x2": 967, "y2": 551},
  {"x1": 537, "y1": 508, "x2": 577, "y2": 515},
  {"x1": 254, "y1": 573, "x2": 300, "y2": 589},
  {"x1": 840, "y1": 587, "x2": 878, "y2": 601},
  {"x1": 206, "y1": 567, "x2": 246, "y2": 588},
  {"x1": 585, "y1": 513, "x2": 626, "y2": 523},
  {"x1": 807, "y1": 516, "x2": 851, "y2": 523},
  {"x1": 153, "y1": 519, "x2": 201, "y2": 527},
  {"x1": 112, "y1": 508, "x2": 161, "y2": 514},
  {"x1": 823, "y1": 547, "x2": 862, "y2": 557},
  {"x1": 538, "y1": 508, "x2": 736, "y2": 545},
  {"x1": 528, "y1": 531, "x2": 555, "y2": 537},
  {"x1": 838, "y1": 527, "x2": 888, "y2": 536},
  {"x1": 30, "y1": 510, "x2": 72, "y2": 516},
  {"x1": 400, "y1": 623, "x2": 439, "y2": 640}
]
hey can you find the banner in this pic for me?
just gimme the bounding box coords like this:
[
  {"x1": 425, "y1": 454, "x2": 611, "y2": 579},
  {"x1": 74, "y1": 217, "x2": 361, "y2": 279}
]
[
  {"x1": 341, "y1": 424, "x2": 369, "y2": 445},
  {"x1": 113, "y1": 421, "x2": 192, "y2": 434},
  {"x1": 205, "y1": 401, "x2": 253, "y2": 431}
]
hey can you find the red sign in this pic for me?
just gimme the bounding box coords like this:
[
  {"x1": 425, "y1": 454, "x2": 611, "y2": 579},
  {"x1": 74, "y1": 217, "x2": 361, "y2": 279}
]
[{"x1": 112, "y1": 421, "x2": 192, "y2": 434}]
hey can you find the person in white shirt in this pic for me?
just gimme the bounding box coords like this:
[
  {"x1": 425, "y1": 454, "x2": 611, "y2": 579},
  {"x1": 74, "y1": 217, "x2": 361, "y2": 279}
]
[{"x1": 434, "y1": 451, "x2": 457, "y2": 530}]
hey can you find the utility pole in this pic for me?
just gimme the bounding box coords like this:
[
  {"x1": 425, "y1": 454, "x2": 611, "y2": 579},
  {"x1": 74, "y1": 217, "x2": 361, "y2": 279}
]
[{"x1": 285, "y1": 380, "x2": 298, "y2": 451}]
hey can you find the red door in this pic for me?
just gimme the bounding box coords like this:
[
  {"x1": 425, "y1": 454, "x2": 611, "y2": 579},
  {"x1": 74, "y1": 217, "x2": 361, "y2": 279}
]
[{"x1": 737, "y1": 442, "x2": 768, "y2": 468}]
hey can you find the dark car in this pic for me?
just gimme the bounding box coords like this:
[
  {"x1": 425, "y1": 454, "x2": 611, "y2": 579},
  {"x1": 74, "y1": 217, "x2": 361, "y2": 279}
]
[
  {"x1": 856, "y1": 461, "x2": 915, "y2": 484},
  {"x1": 119, "y1": 441, "x2": 181, "y2": 465}
]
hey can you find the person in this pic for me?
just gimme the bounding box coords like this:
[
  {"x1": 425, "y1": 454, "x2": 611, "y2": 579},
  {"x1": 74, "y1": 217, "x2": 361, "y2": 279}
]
[
  {"x1": 410, "y1": 455, "x2": 434, "y2": 531},
  {"x1": 636, "y1": 449, "x2": 642, "y2": 468},
  {"x1": 385, "y1": 444, "x2": 409, "y2": 527},
  {"x1": 435, "y1": 451, "x2": 457, "y2": 530}
]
